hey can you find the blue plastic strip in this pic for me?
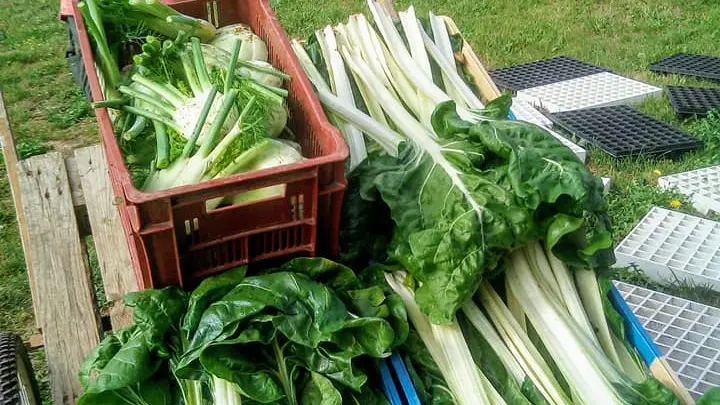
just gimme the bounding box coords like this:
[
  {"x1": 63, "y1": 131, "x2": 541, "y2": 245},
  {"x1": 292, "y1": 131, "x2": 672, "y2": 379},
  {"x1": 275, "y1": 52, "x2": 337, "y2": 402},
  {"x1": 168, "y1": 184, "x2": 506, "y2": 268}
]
[
  {"x1": 508, "y1": 109, "x2": 517, "y2": 120},
  {"x1": 390, "y1": 353, "x2": 423, "y2": 405},
  {"x1": 379, "y1": 359, "x2": 404, "y2": 405},
  {"x1": 608, "y1": 285, "x2": 662, "y2": 366}
]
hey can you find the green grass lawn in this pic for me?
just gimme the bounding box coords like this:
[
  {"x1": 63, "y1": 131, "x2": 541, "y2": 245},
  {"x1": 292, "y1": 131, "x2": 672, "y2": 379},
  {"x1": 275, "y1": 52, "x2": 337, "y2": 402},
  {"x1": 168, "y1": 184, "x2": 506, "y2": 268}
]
[{"x1": 1, "y1": 0, "x2": 720, "y2": 401}]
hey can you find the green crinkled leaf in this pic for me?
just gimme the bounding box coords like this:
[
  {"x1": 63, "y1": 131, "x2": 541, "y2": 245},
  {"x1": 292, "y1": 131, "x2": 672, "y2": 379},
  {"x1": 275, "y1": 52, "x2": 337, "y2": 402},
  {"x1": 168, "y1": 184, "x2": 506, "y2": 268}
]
[
  {"x1": 482, "y1": 93, "x2": 513, "y2": 119},
  {"x1": 78, "y1": 331, "x2": 126, "y2": 390},
  {"x1": 124, "y1": 286, "x2": 188, "y2": 358},
  {"x1": 344, "y1": 385, "x2": 392, "y2": 405},
  {"x1": 178, "y1": 269, "x2": 399, "y2": 403},
  {"x1": 84, "y1": 329, "x2": 161, "y2": 394},
  {"x1": 340, "y1": 153, "x2": 396, "y2": 268},
  {"x1": 200, "y1": 345, "x2": 285, "y2": 402},
  {"x1": 331, "y1": 317, "x2": 395, "y2": 358},
  {"x1": 182, "y1": 266, "x2": 247, "y2": 339},
  {"x1": 77, "y1": 376, "x2": 172, "y2": 405},
  {"x1": 301, "y1": 372, "x2": 343, "y2": 405},
  {"x1": 179, "y1": 272, "x2": 350, "y2": 371},
  {"x1": 281, "y1": 257, "x2": 359, "y2": 293},
  {"x1": 290, "y1": 342, "x2": 368, "y2": 392},
  {"x1": 697, "y1": 388, "x2": 720, "y2": 405},
  {"x1": 349, "y1": 101, "x2": 614, "y2": 322},
  {"x1": 615, "y1": 376, "x2": 681, "y2": 405}
]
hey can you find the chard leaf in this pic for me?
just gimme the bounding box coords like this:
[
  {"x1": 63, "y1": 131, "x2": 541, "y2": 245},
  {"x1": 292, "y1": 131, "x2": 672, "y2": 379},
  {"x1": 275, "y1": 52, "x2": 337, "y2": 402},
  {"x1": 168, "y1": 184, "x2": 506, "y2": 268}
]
[
  {"x1": 697, "y1": 388, "x2": 720, "y2": 405},
  {"x1": 180, "y1": 272, "x2": 349, "y2": 370},
  {"x1": 301, "y1": 372, "x2": 343, "y2": 405},
  {"x1": 281, "y1": 257, "x2": 359, "y2": 292},
  {"x1": 345, "y1": 385, "x2": 393, "y2": 405},
  {"x1": 182, "y1": 266, "x2": 247, "y2": 338},
  {"x1": 616, "y1": 377, "x2": 681, "y2": 405},
  {"x1": 290, "y1": 343, "x2": 368, "y2": 391},
  {"x1": 200, "y1": 344, "x2": 285, "y2": 402},
  {"x1": 350, "y1": 101, "x2": 613, "y2": 323},
  {"x1": 124, "y1": 287, "x2": 188, "y2": 357},
  {"x1": 84, "y1": 330, "x2": 161, "y2": 394},
  {"x1": 77, "y1": 376, "x2": 172, "y2": 405}
]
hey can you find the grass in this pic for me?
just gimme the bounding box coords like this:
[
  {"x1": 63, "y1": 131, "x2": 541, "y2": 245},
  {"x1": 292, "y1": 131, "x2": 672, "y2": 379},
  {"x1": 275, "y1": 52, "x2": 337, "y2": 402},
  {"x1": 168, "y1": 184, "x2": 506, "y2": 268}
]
[{"x1": 0, "y1": 0, "x2": 719, "y2": 400}]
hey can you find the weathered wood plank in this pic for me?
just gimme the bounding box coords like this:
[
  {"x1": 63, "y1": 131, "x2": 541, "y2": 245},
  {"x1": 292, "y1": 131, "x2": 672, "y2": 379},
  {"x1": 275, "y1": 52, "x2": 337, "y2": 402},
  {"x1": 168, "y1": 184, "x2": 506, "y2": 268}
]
[
  {"x1": 17, "y1": 152, "x2": 101, "y2": 405},
  {"x1": 442, "y1": 17, "x2": 502, "y2": 102},
  {"x1": 0, "y1": 91, "x2": 40, "y2": 326},
  {"x1": 65, "y1": 156, "x2": 93, "y2": 237},
  {"x1": 75, "y1": 145, "x2": 138, "y2": 329}
]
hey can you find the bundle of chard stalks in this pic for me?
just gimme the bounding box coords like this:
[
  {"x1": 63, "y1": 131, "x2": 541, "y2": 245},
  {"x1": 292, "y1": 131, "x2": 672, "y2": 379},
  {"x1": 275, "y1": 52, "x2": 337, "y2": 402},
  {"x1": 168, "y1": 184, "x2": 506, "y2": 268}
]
[
  {"x1": 292, "y1": 1, "x2": 720, "y2": 404},
  {"x1": 81, "y1": 0, "x2": 303, "y2": 206}
]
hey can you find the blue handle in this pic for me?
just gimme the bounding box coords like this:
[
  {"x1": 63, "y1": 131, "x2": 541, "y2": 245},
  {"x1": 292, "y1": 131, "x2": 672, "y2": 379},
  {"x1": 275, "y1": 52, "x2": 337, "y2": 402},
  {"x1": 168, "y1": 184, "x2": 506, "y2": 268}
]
[
  {"x1": 508, "y1": 109, "x2": 517, "y2": 120},
  {"x1": 608, "y1": 285, "x2": 662, "y2": 366},
  {"x1": 390, "y1": 353, "x2": 423, "y2": 405},
  {"x1": 379, "y1": 359, "x2": 404, "y2": 405}
]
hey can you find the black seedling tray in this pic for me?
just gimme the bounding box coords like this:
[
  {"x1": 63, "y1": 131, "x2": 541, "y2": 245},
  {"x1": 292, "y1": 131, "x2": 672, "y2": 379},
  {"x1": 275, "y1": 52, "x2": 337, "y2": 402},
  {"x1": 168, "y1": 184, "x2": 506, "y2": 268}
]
[
  {"x1": 550, "y1": 105, "x2": 701, "y2": 158},
  {"x1": 666, "y1": 85, "x2": 720, "y2": 119},
  {"x1": 489, "y1": 56, "x2": 611, "y2": 92},
  {"x1": 648, "y1": 53, "x2": 720, "y2": 81}
]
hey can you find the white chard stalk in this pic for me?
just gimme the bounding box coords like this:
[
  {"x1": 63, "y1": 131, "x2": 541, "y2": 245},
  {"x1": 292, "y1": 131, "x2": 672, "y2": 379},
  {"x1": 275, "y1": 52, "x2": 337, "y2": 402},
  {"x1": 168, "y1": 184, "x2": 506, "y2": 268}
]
[
  {"x1": 385, "y1": 271, "x2": 495, "y2": 405},
  {"x1": 507, "y1": 249, "x2": 635, "y2": 405}
]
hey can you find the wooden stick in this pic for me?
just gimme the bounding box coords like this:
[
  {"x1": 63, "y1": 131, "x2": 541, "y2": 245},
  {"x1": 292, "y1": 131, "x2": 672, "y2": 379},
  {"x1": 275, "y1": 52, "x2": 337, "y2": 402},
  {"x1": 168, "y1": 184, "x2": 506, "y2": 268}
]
[{"x1": 0, "y1": 90, "x2": 40, "y2": 328}]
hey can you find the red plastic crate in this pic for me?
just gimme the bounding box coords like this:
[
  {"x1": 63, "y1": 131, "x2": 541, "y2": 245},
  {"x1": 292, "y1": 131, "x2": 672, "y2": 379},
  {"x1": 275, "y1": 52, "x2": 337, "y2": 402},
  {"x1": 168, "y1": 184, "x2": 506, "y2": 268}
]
[{"x1": 72, "y1": 0, "x2": 348, "y2": 288}]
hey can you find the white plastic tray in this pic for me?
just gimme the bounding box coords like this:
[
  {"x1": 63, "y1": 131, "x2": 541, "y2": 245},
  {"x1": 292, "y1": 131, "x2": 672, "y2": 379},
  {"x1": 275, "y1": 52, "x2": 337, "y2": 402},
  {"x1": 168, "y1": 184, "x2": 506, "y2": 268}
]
[
  {"x1": 614, "y1": 281, "x2": 720, "y2": 399},
  {"x1": 511, "y1": 97, "x2": 554, "y2": 128},
  {"x1": 515, "y1": 72, "x2": 663, "y2": 113},
  {"x1": 615, "y1": 207, "x2": 720, "y2": 290},
  {"x1": 659, "y1": 166, "x2": 720, "y2": 215}
]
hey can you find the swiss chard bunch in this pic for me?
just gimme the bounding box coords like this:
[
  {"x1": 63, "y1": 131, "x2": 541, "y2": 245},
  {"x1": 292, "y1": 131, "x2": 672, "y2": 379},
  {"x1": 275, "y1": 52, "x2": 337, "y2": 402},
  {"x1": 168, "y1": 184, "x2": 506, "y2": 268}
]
[
  {"x1": 343, "y1": 97, "x2": 614, "y2": 324},
  {"x1": 176, "y1": 258, "x2": 408, "y2": 405},
  {"x1": 77, "y1": 287, "x2": 188, "y2": 405},
  {"x1": 77, "y1": 258, "x2": 408, "y2": 405}
]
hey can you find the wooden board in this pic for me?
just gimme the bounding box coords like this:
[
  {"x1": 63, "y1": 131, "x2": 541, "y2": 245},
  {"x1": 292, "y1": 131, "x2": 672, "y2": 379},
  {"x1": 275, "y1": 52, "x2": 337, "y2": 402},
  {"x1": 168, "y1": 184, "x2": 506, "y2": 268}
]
[
  {"x1": 442, "y1": 16, "x2": 503, "y2": 102},
  {"x1": 0, "y1": 91, "x2": 40, "y2": 326},
  {"x1": 17, "y1": 152, "x2": 101, "y2": 405},
  {"x1": 75, "y1": 145, "x2": 138, "y2": 330}
]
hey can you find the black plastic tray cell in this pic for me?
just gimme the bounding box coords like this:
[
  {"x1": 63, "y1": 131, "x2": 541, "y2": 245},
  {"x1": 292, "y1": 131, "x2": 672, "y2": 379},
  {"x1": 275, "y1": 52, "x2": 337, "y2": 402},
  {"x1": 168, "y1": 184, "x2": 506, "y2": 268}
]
[
  {"x1": 550, "y1": 105, "x2": 701, "y2": 158},
  {"x1": 489, "y1": 56, "x2": 611, "y2": 92},
  {"x1": 667, "y1": 86, "x2": 720, "y2": 118},
  {"x1": 649, "y1": 53, "x2": 720, "y2": 81}
]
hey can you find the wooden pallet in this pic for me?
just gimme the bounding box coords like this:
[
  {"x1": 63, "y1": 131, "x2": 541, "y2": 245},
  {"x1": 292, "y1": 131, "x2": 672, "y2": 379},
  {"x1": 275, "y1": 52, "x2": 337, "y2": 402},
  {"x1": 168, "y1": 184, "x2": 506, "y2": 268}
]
[{"x1": 0, "y1": 91, "x2": 138, "y2": 405}]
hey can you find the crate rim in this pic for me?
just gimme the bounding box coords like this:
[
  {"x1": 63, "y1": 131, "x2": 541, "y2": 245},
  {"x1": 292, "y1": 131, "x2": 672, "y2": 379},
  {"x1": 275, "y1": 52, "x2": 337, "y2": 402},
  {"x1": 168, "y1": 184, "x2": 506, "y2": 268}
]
[{"x1": 71, "y1": 0, "x2": 349, "y2": 205}]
